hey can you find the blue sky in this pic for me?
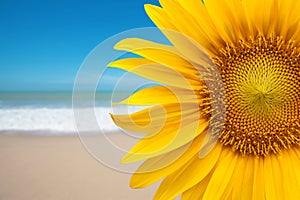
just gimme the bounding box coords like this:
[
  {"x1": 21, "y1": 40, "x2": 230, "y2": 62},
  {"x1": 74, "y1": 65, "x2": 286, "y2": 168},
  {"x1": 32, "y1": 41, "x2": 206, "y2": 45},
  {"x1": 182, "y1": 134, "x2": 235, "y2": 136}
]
[{"x1": 0, "y1": 0, "x2": 160, "y2": 91}]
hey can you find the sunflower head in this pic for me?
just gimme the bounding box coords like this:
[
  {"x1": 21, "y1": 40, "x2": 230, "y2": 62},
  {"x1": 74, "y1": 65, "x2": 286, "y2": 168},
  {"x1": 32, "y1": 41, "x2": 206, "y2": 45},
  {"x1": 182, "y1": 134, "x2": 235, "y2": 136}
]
[
  {"x1": 217, "y1": 35, "x2": 300, "y2": 156},
  {"x1": 109, "y1": 0, "x2": 300, "y2": 199}
]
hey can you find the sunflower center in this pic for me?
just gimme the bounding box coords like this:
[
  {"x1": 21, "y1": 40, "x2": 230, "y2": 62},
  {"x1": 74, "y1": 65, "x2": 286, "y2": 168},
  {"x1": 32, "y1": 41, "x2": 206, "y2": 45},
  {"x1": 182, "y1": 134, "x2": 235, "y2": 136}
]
[{"x1": 214, "y1": 35, "x2": 300, "y2": 156}]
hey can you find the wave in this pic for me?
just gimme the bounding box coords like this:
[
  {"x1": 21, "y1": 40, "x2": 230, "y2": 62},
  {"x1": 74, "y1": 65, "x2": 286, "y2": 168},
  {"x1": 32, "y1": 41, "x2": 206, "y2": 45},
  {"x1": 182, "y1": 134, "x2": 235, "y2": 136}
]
[{"x1": 0, "y1": 107, "x2": 120, "y2": 135}]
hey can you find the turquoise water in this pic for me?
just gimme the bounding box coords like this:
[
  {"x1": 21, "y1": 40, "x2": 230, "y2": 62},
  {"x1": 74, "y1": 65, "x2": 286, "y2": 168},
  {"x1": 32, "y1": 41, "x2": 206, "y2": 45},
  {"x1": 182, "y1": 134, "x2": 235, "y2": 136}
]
[{"x1": 0, "y1": 91, "x2": 129, "y2": 108}]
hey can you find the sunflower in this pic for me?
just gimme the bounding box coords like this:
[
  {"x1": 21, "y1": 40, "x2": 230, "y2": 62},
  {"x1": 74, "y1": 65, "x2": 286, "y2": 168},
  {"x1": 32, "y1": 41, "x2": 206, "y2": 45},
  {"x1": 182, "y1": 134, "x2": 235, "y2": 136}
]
[{"x1": 109, "y1": 0, "x2": 300, "y2": 199}]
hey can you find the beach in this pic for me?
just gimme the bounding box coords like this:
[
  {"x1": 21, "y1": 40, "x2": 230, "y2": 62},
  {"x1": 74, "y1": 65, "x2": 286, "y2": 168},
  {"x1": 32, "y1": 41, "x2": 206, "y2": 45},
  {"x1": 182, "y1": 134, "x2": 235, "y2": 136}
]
[
  {"x1": 0, "y1": 91, "x2": 164, "y2": 199},
  {"x1": 0, "y1": 133, "x2": 159, "y2": 200}
]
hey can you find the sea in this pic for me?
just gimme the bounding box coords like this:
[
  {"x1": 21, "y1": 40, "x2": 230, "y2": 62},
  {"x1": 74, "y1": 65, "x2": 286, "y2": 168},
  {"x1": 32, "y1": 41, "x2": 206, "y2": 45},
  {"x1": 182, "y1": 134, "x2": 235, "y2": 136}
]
[{"x1": 0, "y1": 91, "x2": 133, "y2": 135}]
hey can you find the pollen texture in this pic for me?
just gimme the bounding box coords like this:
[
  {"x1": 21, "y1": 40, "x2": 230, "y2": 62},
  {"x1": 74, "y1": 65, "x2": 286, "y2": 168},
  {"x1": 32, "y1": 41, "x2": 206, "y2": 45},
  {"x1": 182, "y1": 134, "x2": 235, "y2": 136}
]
[{"x1": 215, "y1": 35, "x2": 300, "y2": 156}]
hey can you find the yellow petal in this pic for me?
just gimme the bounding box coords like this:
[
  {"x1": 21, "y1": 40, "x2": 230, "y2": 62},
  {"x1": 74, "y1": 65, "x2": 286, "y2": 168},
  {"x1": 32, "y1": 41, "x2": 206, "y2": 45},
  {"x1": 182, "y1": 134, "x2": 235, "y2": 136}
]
[
  {"x1": 111, "y1": 103, "x2": 200, "y2": 134},
  {"x1": 273, "y1": 155, "x2": 285, "y2": 200},
  {"x1": 144, "y1": 4, "x2": 178, "y2": 31},
  {"x1": 219, "y1": 180, "x2": 233, "y2": 200},
  {"x1": 175, "y1": 0, "x2": 224, "y2": 52},
  {"x1": 264, "y1": 155, "x2": 278, "y2": 200},
  {"x1": 114, "y1": 38, "x2": 199, "y2": 76},
  {"x1": 204, "y1": 0, "x2": 239, "y2": 43},
  {"x1": 159, "y1": 0, "x2": 208, "y2": 46},
  {"x1": 278, "y1": 0, "x2": 300, "y2": 39},
  {"x1": 202, "y1": 148, "x2": 237, "y2": 200},
  {"x1": 280, "y1": 151, "x2": 293, "y2": 200},
  {"x1": 242, "y1": 0, "x2": 275, "y2": 36},
  {"x1": 108, "y1": 58, "x2": 201, "y2": 90},
  {"x1": 117, "y1": 85, "x2": 201, "y2": 106},
  {"x1": 121, "y1": 116, "x2": 208, "y2": 163},
  {"x1": 159, "y1": 0, "x2": 201, "y2": 35},
  {"x1": 232, "y1": 156, "x2": 254, "y2": 200},
  {"x1": 130, "y1": 134, "x2": 205, "y2": 188},
  {"x1": 223, "y1": 0, "x2": 253, "y2": 38},
  {"x1": 252, "y1": 157, "x2": 265, "y2": 200},
  {"x1": 241, "y1": 156, "x2": 254, "y2": 199},
  {"x1": 151, "y1": 28, "x2": 218, "y2": 74},
  {"x1": 285, "y1": 149, "x2": 300, "y2": 199},
  {"x1": 146, "y1": 1, "x2": 223, "y2": 56},
  {"x1": 153, "y1": 144, "x2": 222, "y2": 200},
  {"x1": 181, "y1": 171, "x2": 213, "y2": 200}
]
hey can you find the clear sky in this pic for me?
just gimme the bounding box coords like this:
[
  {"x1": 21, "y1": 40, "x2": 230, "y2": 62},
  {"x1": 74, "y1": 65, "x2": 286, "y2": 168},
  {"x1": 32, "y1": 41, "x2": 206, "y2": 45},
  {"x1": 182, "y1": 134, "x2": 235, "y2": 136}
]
[{"x1": 0, "y1": 0, "x2": 160, "y2": 91}]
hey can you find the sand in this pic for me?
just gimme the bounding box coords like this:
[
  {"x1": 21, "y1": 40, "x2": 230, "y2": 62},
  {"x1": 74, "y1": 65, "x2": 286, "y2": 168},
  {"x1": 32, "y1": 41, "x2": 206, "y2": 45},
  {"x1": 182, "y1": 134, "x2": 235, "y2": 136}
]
[{"x1": 0, "y1": 133, "x2": 159, "y2": 200}]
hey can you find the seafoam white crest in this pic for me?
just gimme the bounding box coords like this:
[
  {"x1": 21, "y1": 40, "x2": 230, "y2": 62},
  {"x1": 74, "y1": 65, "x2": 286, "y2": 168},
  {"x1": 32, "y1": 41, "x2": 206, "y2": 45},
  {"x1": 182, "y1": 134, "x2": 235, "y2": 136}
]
[{"x1": 0, "y1": 107, "x2": 118, "y2": 135}]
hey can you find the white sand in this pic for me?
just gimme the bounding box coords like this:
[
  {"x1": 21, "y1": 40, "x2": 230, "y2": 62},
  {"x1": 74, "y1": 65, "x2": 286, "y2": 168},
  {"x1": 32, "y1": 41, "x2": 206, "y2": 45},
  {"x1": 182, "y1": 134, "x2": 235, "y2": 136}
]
[{"x1": 0, "y1": 133, "x2": 159, "y2": 200}]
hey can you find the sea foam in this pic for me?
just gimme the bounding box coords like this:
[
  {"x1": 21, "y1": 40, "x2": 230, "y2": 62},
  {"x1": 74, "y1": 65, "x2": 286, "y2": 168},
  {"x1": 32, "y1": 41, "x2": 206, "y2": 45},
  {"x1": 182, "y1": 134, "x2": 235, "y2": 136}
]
[{"x1": 0, "y1": 107, "x2": 119, "y2": 135}]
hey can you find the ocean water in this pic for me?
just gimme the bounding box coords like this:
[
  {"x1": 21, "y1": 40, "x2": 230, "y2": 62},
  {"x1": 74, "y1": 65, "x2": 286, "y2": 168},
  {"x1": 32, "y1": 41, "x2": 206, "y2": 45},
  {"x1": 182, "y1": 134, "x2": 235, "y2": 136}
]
[{"x1": 0, "y1": 91, "x2": 132, "y2": 135}]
